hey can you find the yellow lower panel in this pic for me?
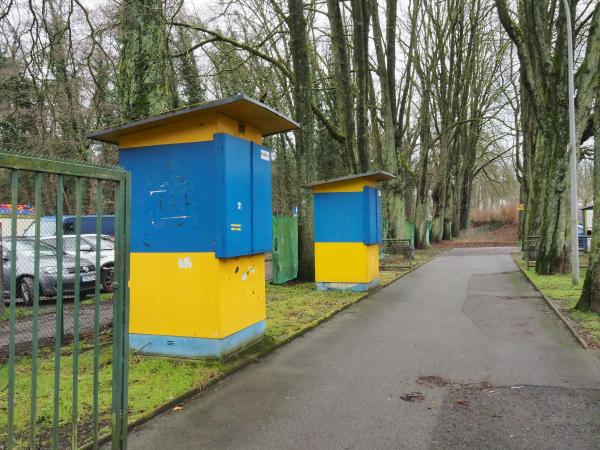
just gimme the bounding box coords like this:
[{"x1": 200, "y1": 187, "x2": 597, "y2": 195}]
[
  {"x1": 218, "y1": 254, "x2": 266, "y2": 337},
  {"x1": 315, "y1": 242, "x2": 379, "y2": 284},
  {"x1": 129, "y1": 252, "x2": 265, "y2": 339},
  {"x1": 366, "y1": 244, "x2": 380, "y2": 281}
]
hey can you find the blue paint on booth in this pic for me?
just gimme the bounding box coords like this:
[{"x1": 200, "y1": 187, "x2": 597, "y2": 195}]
[
  {"x1": 215, "y1": 134, "x2": 253, "y2": 257},
  {"x1": 129, "y1": 320, "x2": 266, "y2": 359},
  {"x1": 251, "y1": 143, "x2": 273, "y2": 253},
  {"x1": 120, "y1": 134, "x2": 273, "y2": 257},
  {"x1": 120, "y1": 141, "x2": 217, "y2": 253},
  {"x1": 314, "y1": 188, "x2": 384, "y2": 245},
  {"x1": 314, "y1": 192, "x2": 364, "y2": 242},
  {"x1": 363, "y1": 187, "x2": 377, "y2": 245}
]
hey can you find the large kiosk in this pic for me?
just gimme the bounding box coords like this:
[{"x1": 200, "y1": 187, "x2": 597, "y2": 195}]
[
  {"x1": 89, "y1": 95, "x2": 298, "y2": 358},
  {"x1": 308, "y1": 171, "x2": 395, "y2": 292}
]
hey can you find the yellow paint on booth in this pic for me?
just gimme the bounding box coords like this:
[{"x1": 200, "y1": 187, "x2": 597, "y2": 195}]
[
  {"x1": 129, "y1": 252, "x2": 265, "y2": 339},
  {"x1": 218, "y1": 253, "x2": 266, "y2": 337},
  {"x1": 119, "y1": 111, "x2": 262, "y2": 149},
  {"x1": 312, "y1": 178, "x2": 378, "y2": 194},
  {"x1": 216, "y1": 113, "x2": 263, "y2": 144},
  {"x1": 366, "y1": 244, "x2": 380, "y2": 281},
  {"x1": 314, "y1": 242, "x2": 379, "y2": 283}
]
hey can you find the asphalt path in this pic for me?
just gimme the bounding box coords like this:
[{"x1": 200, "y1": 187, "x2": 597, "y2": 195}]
[{"x1": 125, "y1": 247, "x2": 600, "y2": 449}]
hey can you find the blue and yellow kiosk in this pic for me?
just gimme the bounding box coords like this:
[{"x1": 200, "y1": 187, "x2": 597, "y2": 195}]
[
  {"x1": 308, "y1": 171, "x2": 395, "y2": 292},
  {"x1": 89, "y1": 94, "x2": 298, "y2": 358}
]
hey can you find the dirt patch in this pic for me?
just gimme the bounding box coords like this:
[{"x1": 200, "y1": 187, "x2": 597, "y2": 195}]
[
  {"x1": 416, "y1": 375, "x2": 451, "y2": 387},
  {"x1": 400, "y1": 392, "x2": 425, "y2": 402},
  {"x1": 432, "y1": 224, "x2": 518, "y2": 249}
]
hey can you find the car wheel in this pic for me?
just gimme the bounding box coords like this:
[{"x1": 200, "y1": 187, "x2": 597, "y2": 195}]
[
  {"x1": 101, "y1": 266, "x2": 114, "y2": 292},
  {"x1": 19, "y1": 277, "x2": 34, "y2": 306}
]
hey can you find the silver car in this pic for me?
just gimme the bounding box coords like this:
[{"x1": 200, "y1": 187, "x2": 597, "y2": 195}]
[
  {"x1": 41, "y1": 234, "x2": 115, "y2": 292},
  {"x1": 1, "y1": 238, "x2": 96, "y2": 305}
]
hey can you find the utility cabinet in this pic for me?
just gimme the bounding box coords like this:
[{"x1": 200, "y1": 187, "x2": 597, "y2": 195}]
[
  {"x1": 309, "y1": 171, "x2": 395, "y2": 292},
  {"x1": 89, "y1": 95, "x2": 298, "y2": 358}
]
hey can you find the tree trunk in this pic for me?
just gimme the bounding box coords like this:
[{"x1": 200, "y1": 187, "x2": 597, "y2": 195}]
[
  {"x1": 118, "y1": 0, "x2": 174, "y2": 120},
  {"x1": 287, "y1": 0, "x2": 316, "y2": 281},
  {"x1": 370, "y1": 0, "x2": 406, "y2": 240},
  {"x1": 350, "y1": 0, "x2": 371, "y2": 172},
  {"x1": 414, "y1": 83, "x2": 432, "y2": 249},
  {"x1": 326, "y1": 0, "x2": 358, "y2": 172},
  {"x1": 576, "y1": 88, "x2": 600, "y2": 313}
]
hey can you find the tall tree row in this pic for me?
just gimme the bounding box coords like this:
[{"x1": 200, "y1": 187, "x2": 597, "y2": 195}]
[
  {"x1": 0, "y1": 0, "x2": 546, "y2": 283},
  {"x1": 495, "y1": 0, "x2": 600, "y2": 275}
]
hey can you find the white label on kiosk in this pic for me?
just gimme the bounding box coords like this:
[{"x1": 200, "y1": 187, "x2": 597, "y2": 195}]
[
  {"x1": 178, "y1": 257, "x2": 192, "y2": 269},
  {"x1": 261, "y1": 150, "x2": 270, "y2": 161}
]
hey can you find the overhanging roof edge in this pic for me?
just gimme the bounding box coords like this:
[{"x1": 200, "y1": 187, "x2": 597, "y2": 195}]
[
  {"x1": 87, "y1": 94, "x2": 299, "y2": 144},
  {"x1": 305, "y1": 171, "x2": 396, "y2": 188}
]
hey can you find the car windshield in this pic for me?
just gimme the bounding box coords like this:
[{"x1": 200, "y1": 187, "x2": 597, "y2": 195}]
[
  {"x1": 2, "y1": 239, "x2": 57, "y2": 257},
  {"x1": 23, "y1": 220, "x2": 56, "y2": 237},
  {"x1": 42, "y1": 235, "x2": 114, "y2": 252},
  {"x1": 81, "y1": 236, "x2": 114, "y2": 251},
  {"x1": 40, "y1": 236, "x2": 77, "y2": 251}
]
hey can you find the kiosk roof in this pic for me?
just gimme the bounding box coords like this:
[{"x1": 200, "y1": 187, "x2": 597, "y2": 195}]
[
  {"x1": 87, "y1": 94, "x2": 299, "y2": 144},
  {"x1": 307, "y1": 171, "x2": 395, "y2": 188}
]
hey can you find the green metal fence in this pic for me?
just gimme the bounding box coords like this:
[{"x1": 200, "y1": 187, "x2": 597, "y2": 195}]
[{"x1": 0, "y1": 151, "x2": 130, "y2": 449}]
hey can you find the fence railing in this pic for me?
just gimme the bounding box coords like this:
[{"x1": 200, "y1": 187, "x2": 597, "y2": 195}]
[{"x1": 0, "y1": 151, "x2": 130, "y2": 450}]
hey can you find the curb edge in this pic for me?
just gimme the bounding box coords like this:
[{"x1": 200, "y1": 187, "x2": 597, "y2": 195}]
[{"x1": 514, "y1": 258, "x2": 589, "y2": 350}]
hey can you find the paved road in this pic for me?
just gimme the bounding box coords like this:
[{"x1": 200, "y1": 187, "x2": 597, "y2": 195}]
[{"x1": 126, "y1": 247, "x2": 600, "y2": 450}]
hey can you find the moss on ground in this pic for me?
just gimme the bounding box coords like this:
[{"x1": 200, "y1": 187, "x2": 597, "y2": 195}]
[
  {"x1": 0, "y1": 250, "x2": 440, "y2": 447},
  {"x1": 515, "y1": 256, "x2": 600, "y2": 348}
]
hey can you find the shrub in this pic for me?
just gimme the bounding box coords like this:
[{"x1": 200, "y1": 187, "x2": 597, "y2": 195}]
[{"x1": 470, "y1": 204, "x2": 518, "y2": 226}]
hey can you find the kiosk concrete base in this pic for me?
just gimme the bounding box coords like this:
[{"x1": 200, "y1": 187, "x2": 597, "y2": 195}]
[
  {"x1": 316, "y1": 279, "x2": 380, "y2": 292},
  {"x1": 129, "y1": 320, "x2": 265, "y2": 359}
]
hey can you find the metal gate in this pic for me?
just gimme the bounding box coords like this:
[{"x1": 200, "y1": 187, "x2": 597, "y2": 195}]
[{"x1": 0, "y1": 151, "x2": 130, "y2": 449}]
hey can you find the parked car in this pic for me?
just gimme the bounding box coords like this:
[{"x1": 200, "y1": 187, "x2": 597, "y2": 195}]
[
  {"x1": 1, "y1": 238, "x2": 96, "y2": 305},
  {"x1": 41, "y1": 234, "x2": 115, "y2": 292},
  {"x1": 22, "y1": 215, "x2": 115, "y2": 238}
]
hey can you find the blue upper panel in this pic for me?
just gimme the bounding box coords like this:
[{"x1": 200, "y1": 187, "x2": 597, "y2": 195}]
[
  {"x1": 215, "y1": 134, "x2": 253, "y2": 257},
  {"x1": 121, "y1": 134, "x2": 274, "y2": 256},
  {"x1": 314, "y1": 187, "x2": 383, "y2": 244},
  {"x1": 363, "y1": 187, "x2": 377, "y2": 245},
  {"x1": 376, "y1": 188, "x2": 383, "y2": 242},
  {"x1": 251, "y1": 143, "x2": 273, "y2": 253},
  {"x1": 363, "y1": 187, "x2": 382, "y2": 245},
  {"x1": 213, "y1": 134, "x2": 273, "y2": 258},
  {"x1": 120, "y1": 142, "x2": 216, "y2": 253},
  {"x1": 314, "y1": 192, "x2": 364, "y2": 242}
]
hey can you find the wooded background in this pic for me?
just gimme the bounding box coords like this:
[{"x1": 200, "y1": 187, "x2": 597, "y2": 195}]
[{"x1": 0, "y1": 0, "x2": 599, "y2": 310}]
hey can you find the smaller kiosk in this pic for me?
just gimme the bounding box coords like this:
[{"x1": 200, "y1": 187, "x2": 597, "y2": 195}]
[{"x1": 308, "y1": 171, "x2": 395, "y2": 292}]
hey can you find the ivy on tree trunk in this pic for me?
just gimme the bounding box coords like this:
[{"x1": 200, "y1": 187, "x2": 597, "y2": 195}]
[{"x1": 118, "y1": 0, "x2": 175, "y2": 120}]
